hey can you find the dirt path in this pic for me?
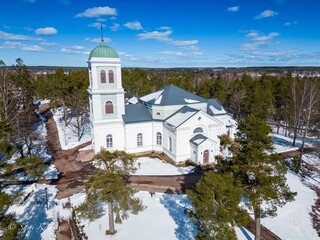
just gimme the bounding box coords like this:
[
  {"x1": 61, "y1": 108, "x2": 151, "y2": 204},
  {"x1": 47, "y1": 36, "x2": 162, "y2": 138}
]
[{"x1": 45, "y1": 110, "x2": 95, "y2": 199}]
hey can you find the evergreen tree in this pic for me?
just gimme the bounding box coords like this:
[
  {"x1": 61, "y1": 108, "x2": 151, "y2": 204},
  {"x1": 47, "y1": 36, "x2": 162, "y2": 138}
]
[
  {"x1": 187, "y1": 172, "x2": 249, "y2": 240},
  {"x1": 77, "y1": 150, "x2": 144, "y2": 235},
  {"x1": 233, "y1": 115, "x2": 296, "y2": 240}
]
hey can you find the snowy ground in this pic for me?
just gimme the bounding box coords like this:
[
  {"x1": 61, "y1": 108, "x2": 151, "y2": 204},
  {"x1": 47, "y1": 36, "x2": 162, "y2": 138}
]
[
  {"x1": 52, "y1": 107, "x2": 91, "y2": 150},
  {"x1": 133, "y1": 157, "x2": 194, "y2": 175}
]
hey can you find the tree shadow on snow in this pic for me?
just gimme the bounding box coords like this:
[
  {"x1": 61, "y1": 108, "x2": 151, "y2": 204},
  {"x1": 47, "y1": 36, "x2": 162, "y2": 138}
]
[
  {"x1": 271, "y1": 136, "x2": 301, "y2": 148},
  {"x1": 159, "y1": 194, "x2": 196, "y2": 240}
]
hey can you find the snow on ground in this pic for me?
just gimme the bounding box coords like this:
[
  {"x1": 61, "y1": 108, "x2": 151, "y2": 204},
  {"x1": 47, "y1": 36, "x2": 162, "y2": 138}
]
[
  {"x1": 44, "y1": 164, "x2": 60, "y2": 180},
  {"x1": 133, "y1": 157, "x2": 194, "y2": 175},
  {"x1": 52, "y1": 107, "x2": 91, "y2": 150},
  {"x1": 70, "y1": 191, "x2": 196, "y2": 240},
  {"x1": 5, "y1": 184, "x2": 58, "y2": 240},
  {"x1": 303, "y1": 152, "x2": 320, "y2": 171},
  {"x1": 262, "y1": 171, "x2": 318, "y2": 240}
]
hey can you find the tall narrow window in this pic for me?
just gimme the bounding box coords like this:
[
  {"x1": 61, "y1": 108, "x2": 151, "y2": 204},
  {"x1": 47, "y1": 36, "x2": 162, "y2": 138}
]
[
  {"x1": 137, "y1": 133, "x2": 143, "y2": 146},
  {"x1": 109, "y1": 70, "x2": 114, "y2": 83},
  {"x1": 100, "y1": 70, "x2": 106, "y2": 83},
  {"x1": 106, "y1": 134, "x2": 113, "y2": 148},
  {"x1": 156, "y1": 132, "x2": 162, "y2": 145},
  {"x1": 169, "y1": 137, "x2": 172, "y2": 152},
  {"x1": 105, "y1": 101, "x2": 113, "y2": 114}
]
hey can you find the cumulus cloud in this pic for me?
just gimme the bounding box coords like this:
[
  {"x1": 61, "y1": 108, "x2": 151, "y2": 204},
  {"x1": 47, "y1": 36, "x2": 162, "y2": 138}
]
[
  {"x1": 137, "y1": 30, "x2": 173, "y2": 42},
  {"x1": 284, "y1": 21, "x2": 298, "y2": 26},
  {"x1": 172, "y1": 40, "x2": 198, "y2": 46},
  {"x1": 35, "y1": 27, "x2": 58, "y2": 35},
  {"x1": 160, "y1": 51, "x2": 185, "y2": 56},
  {"x1": 88, "y1": 22, "x2": 106, "y2": 29},
  {"x1": 85, "y1": 37, "x2": 111, "y2": 43},
  {"x1": 254, "y1": 10, "x2": 278, "y2": 19},
  {"x1": 21, "y1": 45, "x2": 45, "y2": 52},
  {"x1": 40, "y1": 41, "x2": 57, "y2": 46},
  {"x1": 0, "y1": 30, "x2": 42, "y2": 41},
  {"x1": 110, "y1": 23, "x2": 120, "y2": 31},
  {"x1": 227, "y1": 6, "x2": 239, "y2": 12},
  {"x1": 241, "y1": 31, "x2": 280, "y2": 51},
  {"x1": 124, "y1": 20, "x2": 143, "y2": 30},
  {"x1": 75, "y1": 6, "x2": 117, "y2": 18}
]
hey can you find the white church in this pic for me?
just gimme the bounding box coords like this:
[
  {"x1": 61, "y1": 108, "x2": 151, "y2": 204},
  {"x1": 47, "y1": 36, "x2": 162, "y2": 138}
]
[{"x1": 87, "y1": 40, "x2": 236, "y2": 165}]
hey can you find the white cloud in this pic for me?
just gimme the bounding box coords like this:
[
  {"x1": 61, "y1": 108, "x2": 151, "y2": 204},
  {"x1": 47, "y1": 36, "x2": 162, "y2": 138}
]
[
  {"x1": 40, "y1": 41, "x2": 57, "y2": 46},
  {"x1": 124, "y1": 20, "x2": 143, "y2": 30},
  {"x1": 110, "y1": 16, "x2": 117, "y2": 20},
  {"x1": 172, "y1": 40, "x2": 198, "y2": 46},
  {"x1": 21, "y1": 45, "x2": 45, "y2": 52},
  {"x1": 110, "y1": 23, "x2": 120, "y2": 31},
  {"x1": 86, "y1": 38, "x2": 111, "y2": 43},
  {"x1": 160, "y1": 51, "x2": 185, "y2": 56},
  {"x1": 227, "y1": 6, "x2": 239, "y2": 12},
  {"x1": 137, "y1": 30, "x2": 172, "y2": 42},
  {"x1": 88, "y1": 22, "x2": 106, "y2": 29},
  {"x1": 193, "y1": 52, "x2": 204, "y2": 56},
  {"x1": 284, "y1": 21, "x2": 298, "y2": 26},
  {"x1": 0, "y1": 41, "x2": 22, "y2": 49},
  {"x1": 23, "y1": 0, "x2": 37, "y2": 3},
  {"x1": 70, "y1": 45, "x2": 84, "y2": 50},
  {"x1": 61, "y1": 48, "x2": 82, "y2": 55},
  {"x1": 0, "y1": 31, "x2": 42, "y2": 41},
  {"x1": 35, "y1": 27, "x2": 58, "y2": 35},
  {"x1": 75, "y1": 6, "x2": 117, "y2": 18},
  {"x1": 158, "y1": 26, "x2": 172, "y2": 31},
  {"x1": 254, "y1": 10, "x2": 278, "y2": 19},
  {"x1": 24, "y1": 27, "x2": 33, "y2": 32},
  {"x1": 246, "y1": 31, "x2": 279, "y2": 41},
  {"x1": 96, "y1": 18, "x2": 106, "y2": 22}
]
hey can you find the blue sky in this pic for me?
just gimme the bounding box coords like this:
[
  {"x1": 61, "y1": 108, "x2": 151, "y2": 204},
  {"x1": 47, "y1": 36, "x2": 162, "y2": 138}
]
[{"x1": 1, "y1": 0, "x2": 320, "y2": 67}]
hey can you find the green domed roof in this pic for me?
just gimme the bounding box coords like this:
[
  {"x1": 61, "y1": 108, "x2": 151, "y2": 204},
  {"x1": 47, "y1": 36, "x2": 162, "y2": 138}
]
[{"x1": 88, "y1": 41, "x2": 119, "y2": 59}]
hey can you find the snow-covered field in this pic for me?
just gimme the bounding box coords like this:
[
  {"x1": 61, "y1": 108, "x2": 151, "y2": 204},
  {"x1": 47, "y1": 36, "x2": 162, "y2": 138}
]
[{"x1": 52, "y1": 107, "x2": 91, "y2": 150}]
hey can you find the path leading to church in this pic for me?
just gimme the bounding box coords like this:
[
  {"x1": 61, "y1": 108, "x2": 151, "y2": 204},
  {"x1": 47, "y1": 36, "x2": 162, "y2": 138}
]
[{"x1": 44, "y1": 109, "x2": 95, "y2": 199}]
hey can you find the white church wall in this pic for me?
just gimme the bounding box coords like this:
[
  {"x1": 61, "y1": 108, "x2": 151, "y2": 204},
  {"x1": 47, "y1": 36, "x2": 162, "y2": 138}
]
[
  {"x1": 163, "y1": 126, "x2": 177, "y2": 162},
  {"x1": 93, "y1": 121, "x2": 125, "y2": 153},
  {"x1": 196, "y1": 140, "x2": 216, "y2": 164},
  {"x1": 151, "y1": 121, "x2": 163, "y2": 152},
  {"x1": 124, "y1": 122, "x2": 154, "y2": 153}
]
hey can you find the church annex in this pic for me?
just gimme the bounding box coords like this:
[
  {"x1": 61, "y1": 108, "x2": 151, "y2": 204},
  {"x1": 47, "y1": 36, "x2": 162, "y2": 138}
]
[{"x1": 88, "y1": 41, "x2": 236, "y2": 165}]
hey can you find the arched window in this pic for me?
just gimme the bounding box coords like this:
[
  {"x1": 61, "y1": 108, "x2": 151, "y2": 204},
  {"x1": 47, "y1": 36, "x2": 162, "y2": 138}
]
[
  {"x1": 169, "y1": 137, "x2": 172, "y2": 152},
  {"x1": 156, "y1": 132, "x2": 162, "y2": 145},
  {"x1": 105, "y1": 101, "x2": 113, "y2": 114},
  {"x1": 193, "y1": 127, "x2": 203, "y2": 134},
  {"x1": 106, "y1": 134, "x2": 113, "y2": 148},
  {"x1": 108, "y1": 70, "x2": 114, "y2": 83},
  {"x1": 137, "y1": 133, "x2": 143, "y2": 146},
  {"x1": 100, "y1": 70, "x2": 106, "y2": 83}
]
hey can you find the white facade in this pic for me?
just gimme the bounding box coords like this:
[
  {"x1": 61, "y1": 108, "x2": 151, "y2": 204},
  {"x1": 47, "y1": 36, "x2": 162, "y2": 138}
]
[{"x1": 88, "y1": 46, "x2": 236, "y2": 165}]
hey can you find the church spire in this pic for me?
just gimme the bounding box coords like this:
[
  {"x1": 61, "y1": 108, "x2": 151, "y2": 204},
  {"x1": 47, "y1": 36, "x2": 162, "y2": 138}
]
[{"x1": 100, "y1": 22, "x2": 104, "y2": 44}]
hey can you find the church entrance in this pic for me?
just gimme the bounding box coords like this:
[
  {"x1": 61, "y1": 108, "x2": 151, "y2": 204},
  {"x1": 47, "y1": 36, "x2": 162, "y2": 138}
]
[{"x1": 203, "y1": 150, "x2": 209, "y2": 164}]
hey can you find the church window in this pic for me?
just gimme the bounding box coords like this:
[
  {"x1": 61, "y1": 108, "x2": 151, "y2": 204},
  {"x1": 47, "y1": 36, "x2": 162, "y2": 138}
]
[
  {"x1": 109, "y1": 70, "x2": 114, "y2": 83},
  {"x1": 106, "y1": 134, "x2": 113, "y2": 148},
  {"x1": 100, "y1": 70, "x2": 106, "y2": 83},
  {"x1": 193, "y1": 127, "x2": 203, "y2": 133},
  {"x1": 105, "y1": 101, "x2": 114, "y2": 114},
  {"x1": 137, "y1": 133, "x2": 143, "y2": 146},
  {"x1": 169, "y1": 137, "x2": 172, "y2": 152},
  {"x1": 156, "y1": 132, "x2": 162, "y2": 145},
  {"x1": 157, "y1": 112, "x2": 160, "y2": 116}
]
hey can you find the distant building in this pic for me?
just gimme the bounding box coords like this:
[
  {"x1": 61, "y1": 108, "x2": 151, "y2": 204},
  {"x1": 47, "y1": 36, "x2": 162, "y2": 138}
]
[{"x1": 87, "y1": 41, "x2": 236, "y2": 165}]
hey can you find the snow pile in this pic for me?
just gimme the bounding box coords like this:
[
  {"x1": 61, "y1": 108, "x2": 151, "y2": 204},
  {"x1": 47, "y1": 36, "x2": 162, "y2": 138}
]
[
  {"x1": 52, "y1": 107, "x2": 91, "y2": 150},
  {"x1": 133, "y1": 157, "x2": 194, "y2": 175},
  {"x1": 184, "y1": 98, "x2": 199, "y2": 104}
]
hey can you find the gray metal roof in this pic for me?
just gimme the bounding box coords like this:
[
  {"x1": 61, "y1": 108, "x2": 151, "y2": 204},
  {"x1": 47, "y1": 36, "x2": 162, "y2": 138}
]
[
  {"x1": 207, "y1": 99, "x2": 227, "y2": 116},
  {"x1": 140, "y1": 84, "x2": 206, "y2": 106},
  {"x1": 122, "y1": 104, "x2": 153, "y2": 124},
  {"x1": 165, "y1": 106, "x2": 199, "y2": 128},
  {"x1": 190, "y1": 134, "x2": 208, "y2": 146}
]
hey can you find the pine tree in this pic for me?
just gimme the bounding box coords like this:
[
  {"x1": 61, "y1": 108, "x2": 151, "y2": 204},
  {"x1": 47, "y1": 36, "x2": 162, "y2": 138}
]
[
  {"x1": 187, "y1": 172, "x2": 249, "y2": 240},
  {"x1": 233, "y1": 114, "x2": 296, "y2": 240},
  {"x1": 77, "y1": 150, "x2": 144, "y2": 235}
]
